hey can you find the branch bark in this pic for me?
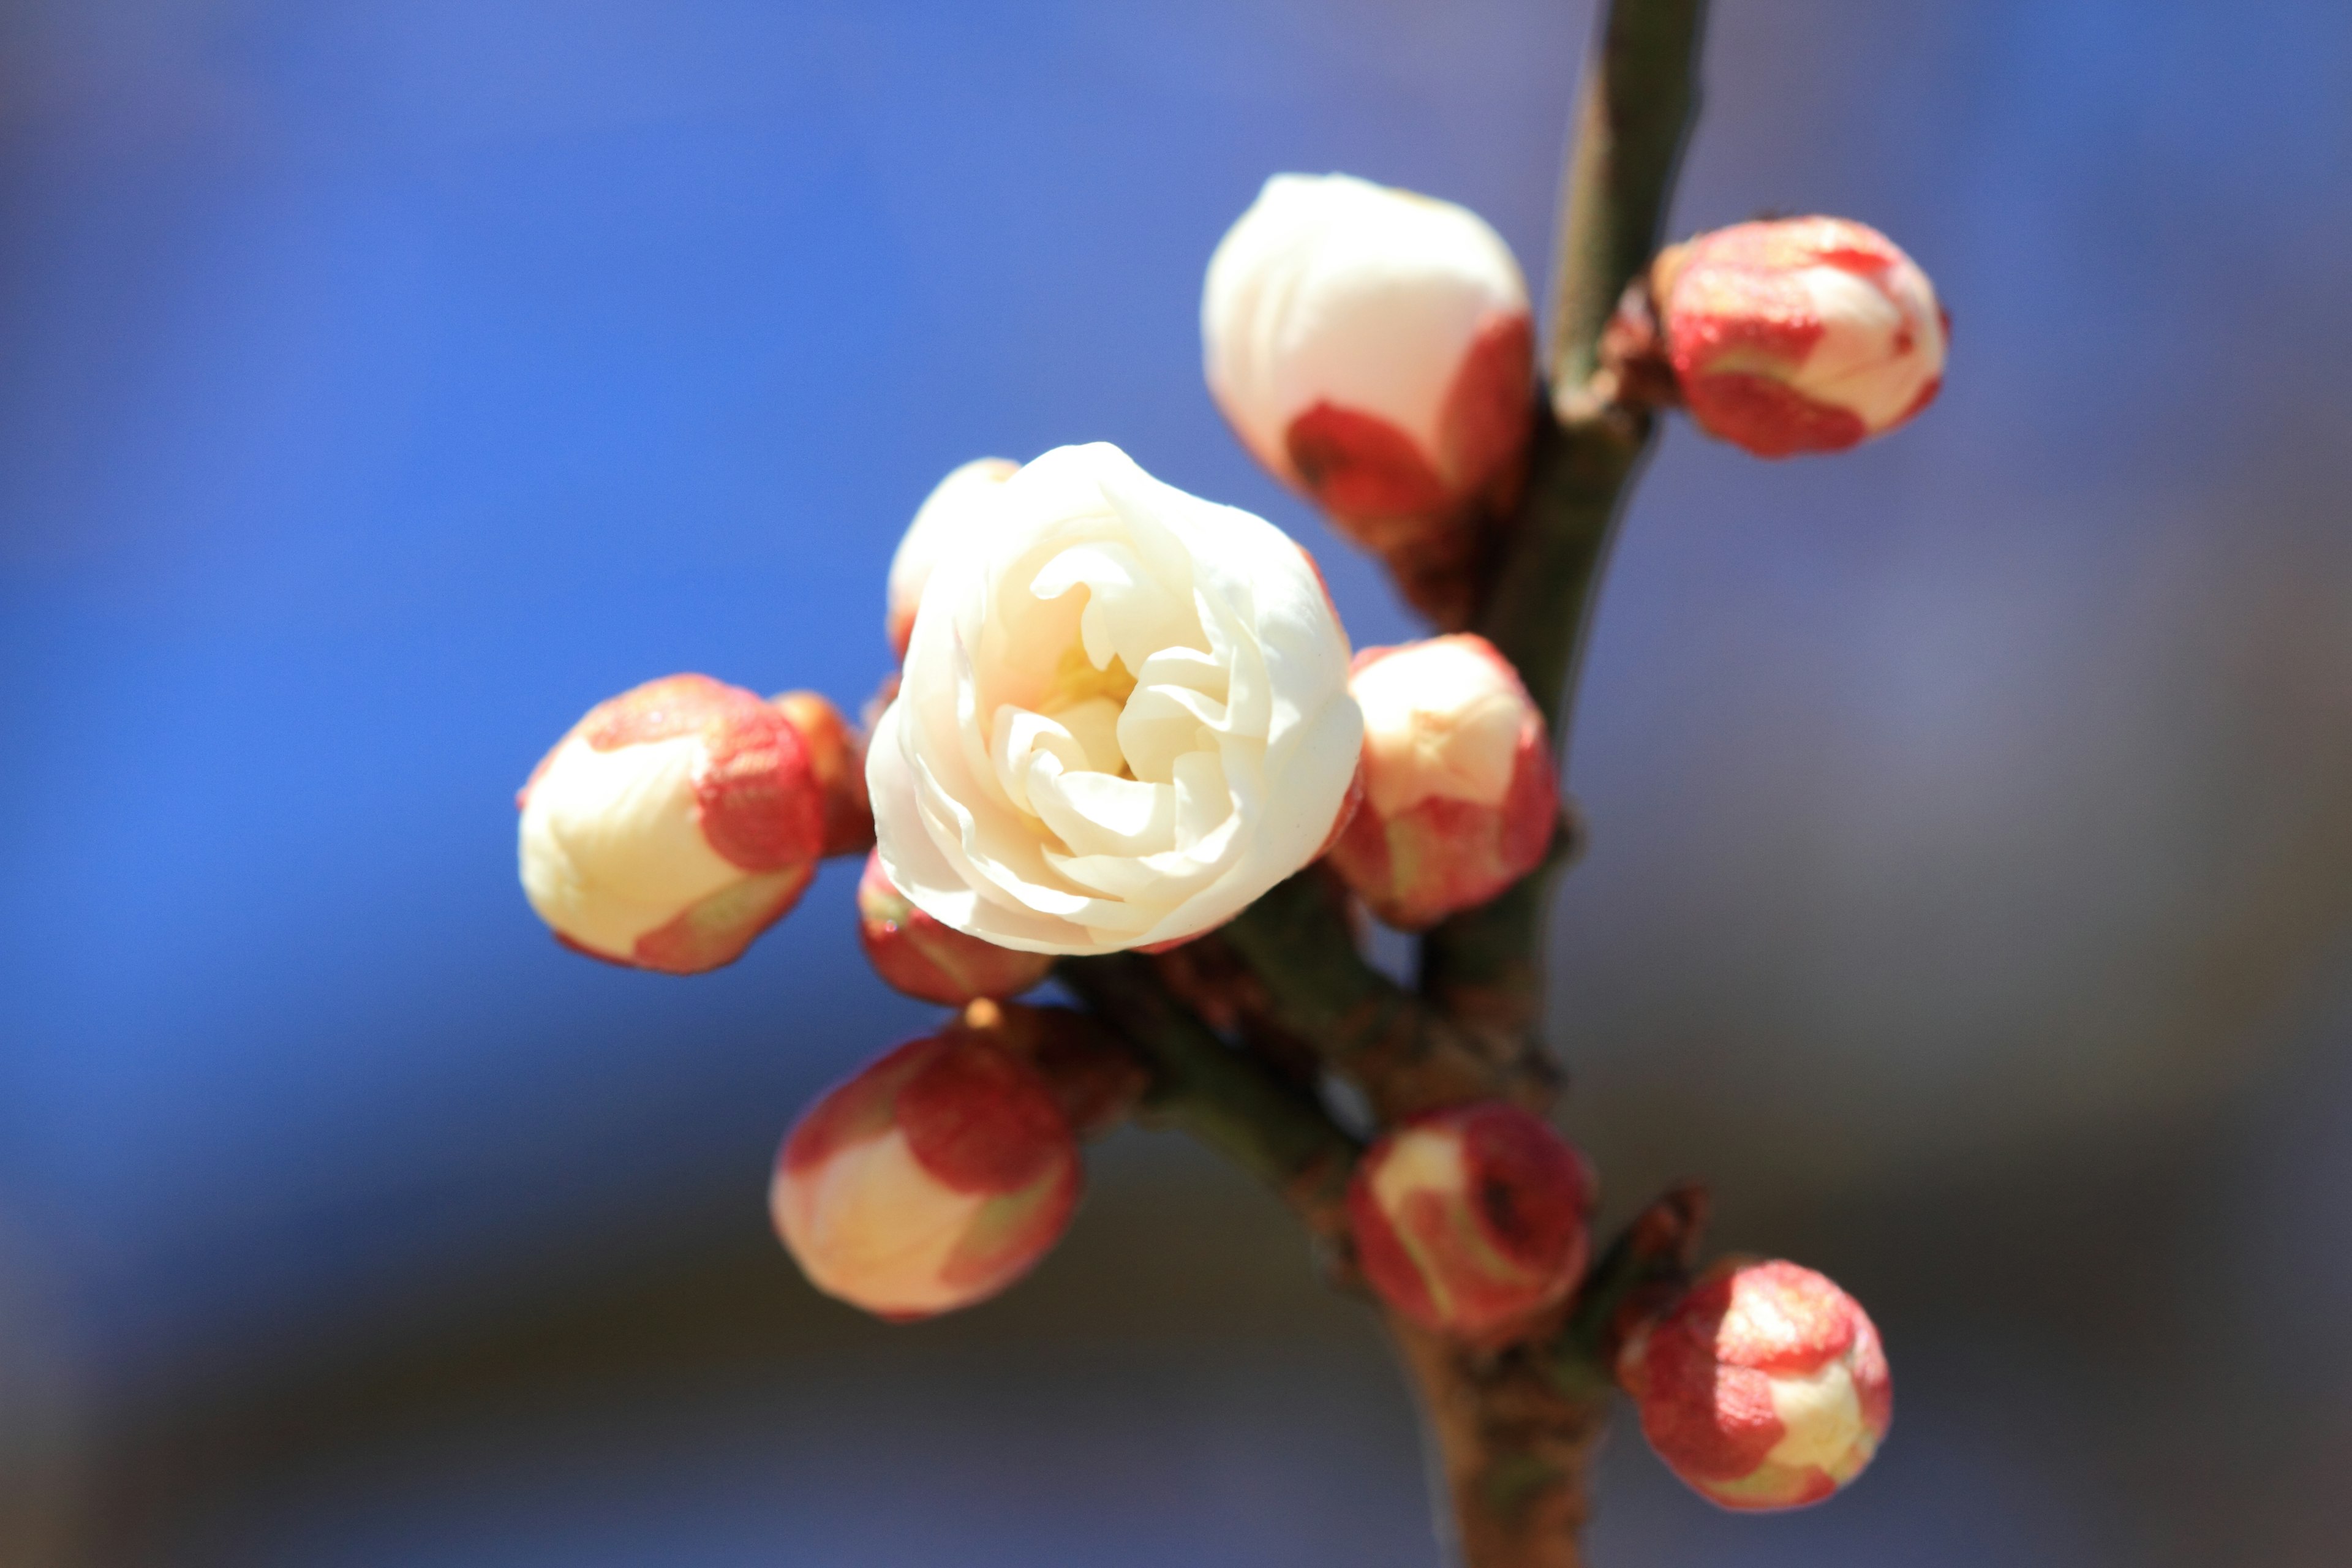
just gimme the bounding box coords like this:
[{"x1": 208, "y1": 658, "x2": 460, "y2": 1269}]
[
  {"x1": 1403, "y1": 4, "x2": 1708, "y2": 1562},
  {"x1": 1055, "y1": 952, "x2": 1359, "y2": 1235},
  {"x1": 1420, "y1": 0, "x2": 1706, "y2": 1099}
]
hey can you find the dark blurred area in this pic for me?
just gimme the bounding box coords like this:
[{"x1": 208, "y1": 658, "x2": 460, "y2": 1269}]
[{"x1": 4, "y1": 1, "x2": 2350, "y2": 1562}]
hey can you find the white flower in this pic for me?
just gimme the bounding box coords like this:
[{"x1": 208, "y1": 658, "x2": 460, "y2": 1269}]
[
  {"x1": 868, "y1": 442, "x2": 1362, "y2": 956},
  {"x1": 1202, "y1": 173, "x2": 1533, "y2": 528},
  {"x1": 886, "y1": 458, "x2": 1019, "y2": 658}
]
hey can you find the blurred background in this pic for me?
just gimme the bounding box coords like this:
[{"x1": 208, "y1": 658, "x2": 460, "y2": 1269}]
[{"x1": 4, "y1": 0, "x2": 2350, "y2": 1562}]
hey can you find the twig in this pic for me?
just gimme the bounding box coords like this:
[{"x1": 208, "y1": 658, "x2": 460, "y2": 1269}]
[
  {"x1": 1420, "y1": 0, "x2": 1707, "y2": 1079},
  {"x1": 1055, "y1": 953, "x2": 1360, "y2": 1234},
  {"x1": 1221, "y1": 875, "x2": 1559, "y2": 1121}
]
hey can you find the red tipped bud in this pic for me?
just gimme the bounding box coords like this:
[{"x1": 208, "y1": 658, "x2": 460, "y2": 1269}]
[
  {"x1": 858, "y1": 851, "x2": 1054, "y2": 1006},
  {"x1": 771, "y1": 1027, "x2": 1080, "y2": 1320},
  {"x1": 517, "y1": 674, "x2": 821, "y2": 973},
  {"x1": 1654, "y1": 216, "x2": 1946, "y2": 458},
  {"x1": 1348, "y1": 1102, "x2": 1593, "y2": 1341},
  {"x1": 772, "y1": 690, "x2": 873, "y2": 858},
  {"x1": 1324, "y1": 636, "x2": 1556, "y2": 930},
  {"x1": 1619, "y1": 1257, "x2": 1893, "y2": 1511},
  {"x1": 1204, "y1": 174, "x2": 1534, "y2": 623},
  {"x1": 886, "y1": 458, "x2": 1018, "y2": 658}
]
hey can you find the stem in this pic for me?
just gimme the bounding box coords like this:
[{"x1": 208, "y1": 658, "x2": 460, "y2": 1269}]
[
  {"x1": 1221, "y1": 875, "x2": 1559, "y2": 1121},
  {"x1": 1546, "y1": 0, "x2": 1709, "y2": 398},
  {"x1": 1056, "y1": 953, "x2": 1359, "y2": 1233},
  {"x1": 1390, "y1": 1186, "x2": 1708, "y2": 1568},
  {"x1": 1406, "y1": 4, "x2": 1709, "y2": 1562},
  {"x1": 1420, "y1": 0, "x2": 1707, "y2": 1077},
  {"x1": 1392, "y1": 1320, "x2": 1612, "y2": 1568}
]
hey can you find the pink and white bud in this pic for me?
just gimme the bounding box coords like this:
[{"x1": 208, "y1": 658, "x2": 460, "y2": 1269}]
[
  {"x1": 772, "y1": 690, "x2": 873, "y2": 858},
  {"x1": 517, "y1": 674, "x2": 823, "y2": 973},
  {"x1": 772, "y1": 1028, "x2": 1080, "y2": 1320},
  {"x1": 1619, "y1": 1257, "x2": 1893, "y2": 1511},
  {"x1": 1654, "y1": 216, "x2": 1947, "y2": 458},
  {"x1": 859, "y1": 850, "x2": 1054, "y2": 1006},
  {"x1": 1203, "y1": 175, "x2": 1534, "y2": 617},
  {"x1": 1348, "y1": 1102, "x2": 1593, "y2": 1342},
  {"x1": 1325, "y1": 636, "x2": 1556, "y2": 931},
  {"x1": 886, "y1": 458, "x2": 1019, "y2": 658}
]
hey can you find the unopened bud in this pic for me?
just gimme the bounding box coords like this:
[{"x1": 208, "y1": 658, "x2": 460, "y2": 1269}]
[
  {"x1": 772, "y1": 690, "x2": 873, "y2": 858},
  {"x1": 772, "y1": 1028, "x2": 1080, "y2": 1320},
  {"x1": 518, "y1": 674, "x2": 821, "y2": 973},
  {"x1": 1324, "y1": 636, "x2": 1556, "y2": 930},
  {"x1": 1619, "y1": 1257, "x2": 1892, "y2": 1511},
  {"x1": 1654, "y1": 216, "x2": 1946, "y2": 458},
  {"x1": 1348, "y1": 1102, "x2": 1593, "y2": 1341},
  {"x1": 1203, "y1": 174, "x2": 1533, "y2": 622},
  {"x1": 886, "y1": 458, "x2": 1019, "y2": 658},
  {"x1": 858, "y1": 850, "x2": 1054, "y2": 1006}
]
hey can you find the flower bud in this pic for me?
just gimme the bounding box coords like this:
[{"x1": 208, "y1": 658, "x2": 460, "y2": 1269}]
[
  {"x1": 858, "y1": 850, "x2": 1054, "y2": 1006},
  {"x1": 1348, "y1": 1102, "x2": 1593, "y2": 1341},
  {"x1": 1203, "y1": 174, "x2": 1533, "y2": 622},
  {"x1": 518, "y1": 674, "x2": 822, "y2": 973},
  {"x1": 1618, "y1": 1257, "x2": 1892, "y2": 1511},
  {"x1": 1324, "y1": 636, "x2": 1556, "y2": 930},
  {"x1": 772, "y1": 1027, "x2": 1080, "y2": 1321},
  {"x1": 772, "y1": 690, "x2": 873, "y2": 858},
  {"x1": 886, "y1": 458, "x2": 1019, "y2": 658},
  {"x1": 1654, "y1": 216, "x2": 1946, "y2": 458}
]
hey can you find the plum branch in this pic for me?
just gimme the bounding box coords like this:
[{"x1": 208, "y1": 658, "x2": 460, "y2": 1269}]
[{"x1": 519, "y1": 0, "x2": 1951, "y2": 1556}]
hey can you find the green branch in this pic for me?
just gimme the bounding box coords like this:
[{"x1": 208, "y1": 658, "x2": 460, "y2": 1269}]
[
  {"x1": 1055, "y1": 952, "x2": 1359, "y2": 1231},
  {"x1": 1420, "y1": 0, "x2": 1708, "y2": 1060}
]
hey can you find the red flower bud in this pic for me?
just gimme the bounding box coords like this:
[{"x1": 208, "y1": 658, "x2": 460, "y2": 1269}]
[
  {"x1": 1324, "y1": 636, "x2": 1556, "y2": 930},
  {"x1": 772, "y1": 1029, "x2": 1080, "y2": 1321},
  {"x1": 772, "y1": 690, "x2": 873, "y2": 859},
  {"x1": 1348, "y1": 1102, "x2": 1593, "y2": 1341},
  {"x1": 516, "y1": 674, "x2": 822, "y2": 973},
  {"x1": 1619, "y1": 1257, "x2": 1893, "y2": 1511},
  {"x1": 858, "y1": 851, "x2": 1054, "y2": 1006},
  {"x1": 1655, "y1": 216, "x2": 1946, "y2": 458}
]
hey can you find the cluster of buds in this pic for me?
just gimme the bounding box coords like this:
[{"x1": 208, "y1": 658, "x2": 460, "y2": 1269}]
[
  {"x1": 1325, "y1": 634, "x2": 1558, "y2": 930},
  {"x1": 516, "y1": 674, "x2": 864, "y2": 973},
  {"x1": 513, "y1": 157, "x2": 1938, "y2": 1537},
  {"x1": 771, "y1": 1003, "x2": 1142, "y2": 1321},
  {"x1": 1620, "y1": 1257, "x2": 1892, "y2": 1510},
  {"x1": 1347, "y1": 1102, "x2": 1593, "y2": 1341},
  {"x1": 1204, "y1": 173, "x2": 1536, "y2": 625},
  {"x1": 1632, "y1": 216, "x2": 1947, "y2": 458}
]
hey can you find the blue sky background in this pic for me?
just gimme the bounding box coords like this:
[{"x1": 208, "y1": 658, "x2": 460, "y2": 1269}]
[{"x1": 4, "y1": 2, "x2": 2352, "y2": 1564}]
